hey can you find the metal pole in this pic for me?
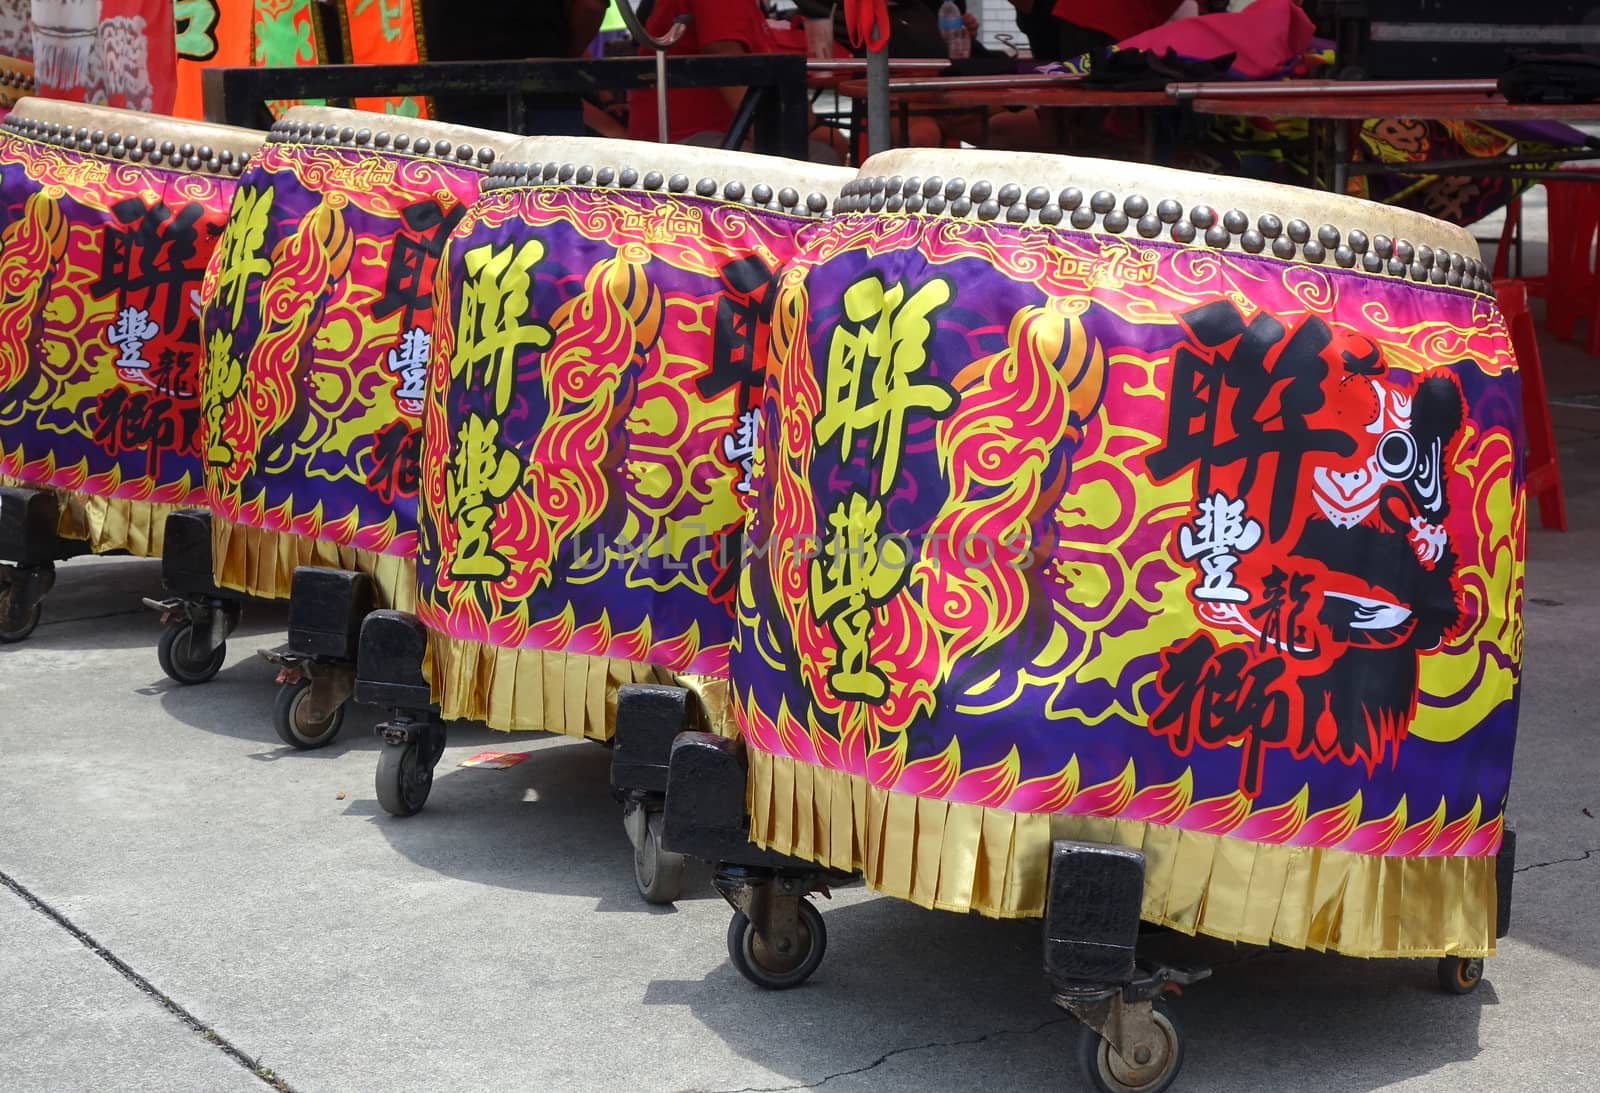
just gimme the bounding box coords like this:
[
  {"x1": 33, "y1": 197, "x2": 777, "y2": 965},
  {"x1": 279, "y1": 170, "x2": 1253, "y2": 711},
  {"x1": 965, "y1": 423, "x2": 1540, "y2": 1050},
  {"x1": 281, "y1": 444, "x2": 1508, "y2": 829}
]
[
  {"x1": 616, "y1": 3, "x2": 690, "y2": 142},
  {"x1": 1332, "y1": 119, "x2": 1349, "y2": 195},
  {"x1": 1168, "y1": 78, "x2": 1501, "y2": 101},
  {"x1": 656, "y1": 46, "x2": 670, "y2": 142},
  {"x1": 866, "y1": 47, "x2": 890, "y2": 155}
]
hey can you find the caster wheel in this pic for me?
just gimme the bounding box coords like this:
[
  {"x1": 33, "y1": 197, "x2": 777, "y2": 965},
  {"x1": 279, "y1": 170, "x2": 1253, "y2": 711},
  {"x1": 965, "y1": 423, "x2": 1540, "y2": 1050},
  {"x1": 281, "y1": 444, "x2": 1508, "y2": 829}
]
[
  {"x1": 272, "y1": 676, "x2": 345, "y2": 750},
  {"x1": 157, "y1": 621, "x2": 226, "y2": 685},
  {"x1": 1076, "y1": 998, "x2": 1185, "y2": 1093},
  {"x1": 1437, "y1": 956, "x2": 1484, "y2": 995},
  {"x1": 0, "y1": 599, "x2": 40, "y2": 643},
  {"x1": 376, "y1": 740, "x2": 434, "y2": 817},
  {"x1": 727, "y1": 900, "x2": 826, "y2": 990},
  {"x1": 633, "y1": 812, "x2": 687, "y2": 904}
]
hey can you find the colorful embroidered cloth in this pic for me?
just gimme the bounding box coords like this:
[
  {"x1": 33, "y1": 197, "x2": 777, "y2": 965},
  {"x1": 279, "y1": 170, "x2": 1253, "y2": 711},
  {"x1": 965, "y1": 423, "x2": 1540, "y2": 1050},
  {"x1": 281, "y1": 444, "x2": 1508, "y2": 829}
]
[
  {"x1": 173, "y1": 0, "x2": 329, "y2": 121},
  {"x1": 417, "y1": 149, "x2": 852, "y2": 687},
  {"x1": 0, "y1": 101, "x2": 258, "y2": 552},
  {"x1": 731, "y1": 150, "x2": 1523, "y2": 955},
  {"x1": 199, "y1": 110, "x2": 512, "y2": 601}
]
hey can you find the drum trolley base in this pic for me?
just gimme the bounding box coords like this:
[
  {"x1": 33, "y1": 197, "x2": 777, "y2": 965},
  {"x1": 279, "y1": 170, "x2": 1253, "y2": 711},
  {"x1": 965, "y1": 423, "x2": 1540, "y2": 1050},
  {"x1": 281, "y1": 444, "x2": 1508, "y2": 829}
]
[
  {"x1": 146, "y1": 510, "x2": 242, "y2": 684},
  {"x1": 257, "y1": 566, "x2": 375, "y2": 751},
  {"x1": 0, "y1": 485, "x2": 89, "y2": 643},
  {"x1": 353, "y1": 609, "x2": 444, "y2": 817},
  {"x1": 610, "y1": 684, "x2": 698, "y2": 904},
  {"x1": 617, "y1": 682, "x2": 1513, "y2": 1091}
]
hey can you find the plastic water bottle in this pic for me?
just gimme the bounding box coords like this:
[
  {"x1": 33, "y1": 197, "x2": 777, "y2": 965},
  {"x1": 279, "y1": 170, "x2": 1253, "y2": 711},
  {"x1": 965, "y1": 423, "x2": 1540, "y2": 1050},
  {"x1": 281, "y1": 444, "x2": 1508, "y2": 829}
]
[{"x1": 938, "y1": 1, "x2": 969, "y2": 60}]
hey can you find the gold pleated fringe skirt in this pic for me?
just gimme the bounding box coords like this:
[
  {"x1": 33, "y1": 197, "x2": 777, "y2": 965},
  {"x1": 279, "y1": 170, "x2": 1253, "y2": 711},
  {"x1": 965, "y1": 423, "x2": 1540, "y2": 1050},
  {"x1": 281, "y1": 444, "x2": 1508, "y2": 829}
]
[
  {"x1": 423, "y1": 631, "x2": 737, "y2": 743},
  {"x1": 210, "y1": 518, "x2": 416, "y2": 611},
  {"x1": 69, "y1": 492, "x2": 187, "y2": 557},
  {"x1": 746, "y1": 748, "x2": 1496, "y2": 959},
  {"x1": 0, "y1": 482, "x2": 181, "y2": 558}
]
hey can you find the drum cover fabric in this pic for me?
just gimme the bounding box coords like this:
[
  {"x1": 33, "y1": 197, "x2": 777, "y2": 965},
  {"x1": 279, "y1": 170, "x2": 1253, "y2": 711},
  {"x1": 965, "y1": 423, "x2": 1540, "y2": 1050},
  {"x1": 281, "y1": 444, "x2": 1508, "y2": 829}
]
[
  {"x1": 416, "y1": 142, "x2": 852, "y2": 737},
  {"x1": 199, "y1": 109, "x2": 516, "y2": 609},
  {"x1": 0, "y1": 101, "x2": 259, "y2": 555},
  {"x1": 732, "y1": 150, "x2": 1523, "y2": 957}
]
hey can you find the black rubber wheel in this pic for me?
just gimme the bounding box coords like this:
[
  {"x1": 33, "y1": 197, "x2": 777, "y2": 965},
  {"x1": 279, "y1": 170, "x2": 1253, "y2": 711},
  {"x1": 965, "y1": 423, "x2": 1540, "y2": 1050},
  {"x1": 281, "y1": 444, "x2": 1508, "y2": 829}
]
[
  {"x1": 1437, "y1": 956, "x2": 1484, "y2": 995},
  {"x1": 375, "y1": 740, "x2": 433, "y2": 817},
  {"x1": 633, "y1": 812, "x2": 687, "y2": 904},
  {"x1": 1076, "y1": 998, "x2": 1185, "y2": 1093},
  {"x1": 272, "y1": 677, "x2": 345, "y2": 750},
  {"x1": 0, "y1": 599, "x2": 40, "y2": 643},
  {"x1": 157, "y1": 621, "x2": 226, "y2": 685},
  {"x1": 727, "y1": 899, "x2": 827, "y2": 990}
]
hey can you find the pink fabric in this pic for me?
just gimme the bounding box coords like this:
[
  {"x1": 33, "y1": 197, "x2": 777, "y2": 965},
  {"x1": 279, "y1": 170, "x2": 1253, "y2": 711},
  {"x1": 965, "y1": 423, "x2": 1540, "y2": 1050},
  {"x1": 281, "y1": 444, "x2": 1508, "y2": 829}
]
[{"x1": 1115, "y1": 0, "x2": 1314, "y2": 80}]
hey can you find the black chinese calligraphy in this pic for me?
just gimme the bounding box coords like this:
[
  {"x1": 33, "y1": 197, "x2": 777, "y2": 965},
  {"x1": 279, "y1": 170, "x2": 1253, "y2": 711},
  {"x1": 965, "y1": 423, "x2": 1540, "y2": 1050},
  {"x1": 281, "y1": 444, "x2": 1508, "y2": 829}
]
[
  {"x1": 373, "y1": 199, "x2": 465, "y2": 333},
  {"x1": 93, "y1": 197, "x2": 210, "y2": 336},
  {"x1": 366, "y1": 419, "x2": 422, "y2": 505},
  {"x1": 1149, "y1": 301, "x2": 1470, "y2": 789},
  {"x1": 92, "y1": 386, "x2": 202, "y2": 477}
]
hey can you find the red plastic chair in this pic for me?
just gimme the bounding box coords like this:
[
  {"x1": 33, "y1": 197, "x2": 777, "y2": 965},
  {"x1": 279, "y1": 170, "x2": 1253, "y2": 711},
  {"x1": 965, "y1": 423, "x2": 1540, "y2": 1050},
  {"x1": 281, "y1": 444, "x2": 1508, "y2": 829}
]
[
  {"x1": 1492, "y1": 179, "x2": 1600, "y2": 351},
  {"x1": 1494, "y1": 278, "x2": 1567, "y2": 532}
]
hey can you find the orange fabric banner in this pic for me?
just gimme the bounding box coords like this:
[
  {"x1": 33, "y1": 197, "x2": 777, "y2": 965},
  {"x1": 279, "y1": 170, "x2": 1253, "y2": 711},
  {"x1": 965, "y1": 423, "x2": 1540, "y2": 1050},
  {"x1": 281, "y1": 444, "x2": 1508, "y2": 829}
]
[
  {"x1": 342, "y1": 0, "x2": 429, "y2": 119},
  {"x1": 173, "y1": 0, "x2": 253, "y2": 120}
]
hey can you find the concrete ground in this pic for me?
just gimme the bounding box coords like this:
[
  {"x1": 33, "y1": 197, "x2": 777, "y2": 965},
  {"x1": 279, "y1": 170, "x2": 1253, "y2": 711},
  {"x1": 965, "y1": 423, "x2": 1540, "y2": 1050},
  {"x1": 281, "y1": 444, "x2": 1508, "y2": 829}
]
[{"x1": 4, "y1": 284, "x2": 1599, "y2": 1092}]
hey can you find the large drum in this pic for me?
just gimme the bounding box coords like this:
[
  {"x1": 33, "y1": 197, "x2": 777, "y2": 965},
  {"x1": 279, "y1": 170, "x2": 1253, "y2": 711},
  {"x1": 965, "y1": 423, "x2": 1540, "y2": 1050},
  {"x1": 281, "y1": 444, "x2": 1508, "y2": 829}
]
[
  {"x1": 0, "y1": 100, "x2": 261, "y2": 638},
  {"x1": 414, "y1": 140, "x2": 853, "y2": 740},
  {"x1": 199, "y1": 107, "x2": 524, "y2": 611},
  {"x1": 734, "y1": 149, "x2": 1522, "y2": 960}
]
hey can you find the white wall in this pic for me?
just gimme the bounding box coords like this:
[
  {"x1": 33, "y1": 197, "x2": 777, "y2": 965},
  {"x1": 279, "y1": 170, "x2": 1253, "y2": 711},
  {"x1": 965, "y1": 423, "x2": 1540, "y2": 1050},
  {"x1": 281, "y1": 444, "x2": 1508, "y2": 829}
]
[{"x1": 976, "y1": 0, "x2": 1028, "y2": 54}]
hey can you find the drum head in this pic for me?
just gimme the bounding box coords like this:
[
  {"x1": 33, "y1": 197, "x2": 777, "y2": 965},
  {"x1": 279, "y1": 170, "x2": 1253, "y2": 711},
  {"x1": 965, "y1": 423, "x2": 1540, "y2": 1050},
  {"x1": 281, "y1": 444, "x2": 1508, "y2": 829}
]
[
  {"x1": 274, "y1": 105, "x2": 522, "y2": 158},
  {"x1": 5, "y1": 98, "x2": 263, "y2": 167},
  {"x1": 856, "y1": 147, "x2": 1481, "y2": 275},
  {"x1": 499, "y1": 134, "x2": 853, "y2": 207}
]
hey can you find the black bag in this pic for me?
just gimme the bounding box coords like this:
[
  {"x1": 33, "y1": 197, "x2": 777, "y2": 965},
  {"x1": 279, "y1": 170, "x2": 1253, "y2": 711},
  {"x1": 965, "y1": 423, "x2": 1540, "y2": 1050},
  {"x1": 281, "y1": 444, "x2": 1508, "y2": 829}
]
[
  {"x1": 1498, "y1": 53, "x2": 1600, "y2": 105},
  {"x1": 1080, "y1": 47, "x2": 1235, "y2": 91}
]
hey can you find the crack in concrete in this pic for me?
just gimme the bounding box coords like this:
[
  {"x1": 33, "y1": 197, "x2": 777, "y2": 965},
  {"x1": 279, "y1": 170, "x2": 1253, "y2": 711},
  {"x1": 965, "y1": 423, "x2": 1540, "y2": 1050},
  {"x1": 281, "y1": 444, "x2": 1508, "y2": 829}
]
[
  {"x1": 688, "y1": 1015, "x2": 1072, "y2": 1093},
  {"x1": 37, "y1": 606, "x2": 149, "y2": 630},
  {"x1": 0, "y1": 868, "x2": 296, "y2": 1092},
  {"x1": 1514, "y1": 846, "x2": 1600, "y2": 873}
]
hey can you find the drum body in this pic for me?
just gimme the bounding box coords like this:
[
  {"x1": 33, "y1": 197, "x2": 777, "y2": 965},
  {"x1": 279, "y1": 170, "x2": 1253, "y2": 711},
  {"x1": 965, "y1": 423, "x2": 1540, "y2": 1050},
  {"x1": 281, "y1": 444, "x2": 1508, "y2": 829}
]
[
  {"x1": 199, "y1": 108, "x2": 519, "y2": 609},
  {"x1": 734, "y1": 148, "x2": 1524, "y2": 958},
  {"x1": 416, "y1": 139, "x2": 852, "y2": 737},
  {"x1": 0, "y1": 100, "x2": 260, "y2": 555}
]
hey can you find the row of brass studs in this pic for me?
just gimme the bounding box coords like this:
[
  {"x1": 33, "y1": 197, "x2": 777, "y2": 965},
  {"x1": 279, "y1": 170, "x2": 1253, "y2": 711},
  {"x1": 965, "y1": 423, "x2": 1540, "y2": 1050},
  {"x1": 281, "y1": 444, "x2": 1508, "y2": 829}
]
[
  {"x1": 1, "y1": 114, "x2": 252, "y2": 175},
  {"x1": 267, "y1": 119, "x2": 497, "y2": 166},
  {"x1": 484, "y1": 160, "x2": 833, "y2": 216},
  {"x1": 835, "y1": 174, "x2": 1492, "y2": 293}
]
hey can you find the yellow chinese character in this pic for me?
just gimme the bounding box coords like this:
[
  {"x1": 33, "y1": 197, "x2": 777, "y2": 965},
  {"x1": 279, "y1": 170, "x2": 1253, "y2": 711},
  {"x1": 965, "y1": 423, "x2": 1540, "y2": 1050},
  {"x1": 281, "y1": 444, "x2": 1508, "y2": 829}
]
[
  {"x1": 202, "y1": 329, "x2": 243, "y2": 467},
  {"x1": 212, "y1": 185, "x2": 273, "y2": 329},
  {"x1": 445, "y1": 413, "x2": 524, "y2": 580},
  {"x1": 809, "y1": 492, "x2": 909, "y2": 701},
  {"x1": 453, "y1": 240, "x2": 553, "y2": 417},
  {"x1": 816, "y1": 273, "x2": 955, "y2": 488}
]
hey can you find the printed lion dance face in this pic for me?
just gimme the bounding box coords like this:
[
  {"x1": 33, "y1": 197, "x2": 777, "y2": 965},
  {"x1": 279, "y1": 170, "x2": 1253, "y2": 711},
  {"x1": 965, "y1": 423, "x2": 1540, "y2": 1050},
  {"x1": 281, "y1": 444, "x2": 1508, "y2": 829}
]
[{"x1": 1149, "y1": 303, "x2": 1466, "y2": 795}]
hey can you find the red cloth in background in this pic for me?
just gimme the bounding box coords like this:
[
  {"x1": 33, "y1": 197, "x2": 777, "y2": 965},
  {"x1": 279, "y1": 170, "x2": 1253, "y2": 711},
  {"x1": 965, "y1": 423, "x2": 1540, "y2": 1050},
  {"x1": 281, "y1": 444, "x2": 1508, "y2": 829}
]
[
  {"x1": 30, "y1": 0, "x2": 176, "y2": 113},
  {"x1": 627, "y1": 0, "x2": 782, "y2": 143},
  {"x1": 1115, "y1": 0, "x2": 1314, "y2": 79},
  {"x1": 1050, "y1": 0, "x2": 1183, "y2": 43}
]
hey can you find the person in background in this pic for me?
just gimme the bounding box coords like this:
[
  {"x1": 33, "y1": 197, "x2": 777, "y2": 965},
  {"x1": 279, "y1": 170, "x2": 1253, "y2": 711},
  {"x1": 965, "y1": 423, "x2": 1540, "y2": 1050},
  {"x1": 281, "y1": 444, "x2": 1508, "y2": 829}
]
[
  {"x1": 625, "y1": 0, "x2": 843, "y2": 161},
  {"x1": 883, "y1": 0, "x2": 981, "y2": 58},
  {"x1": 1006, "y1": 0, "x2": 1064, "y2": 61},
  {"x1": 1045, "y1": 0, "x2": 1187, "y2": 60},
  {"x1": 421, "y1": 0, "x2": 609, "y2": 130},
  {"x1": 625, "y1": 0, "x2": 785, "y2": 145}
]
